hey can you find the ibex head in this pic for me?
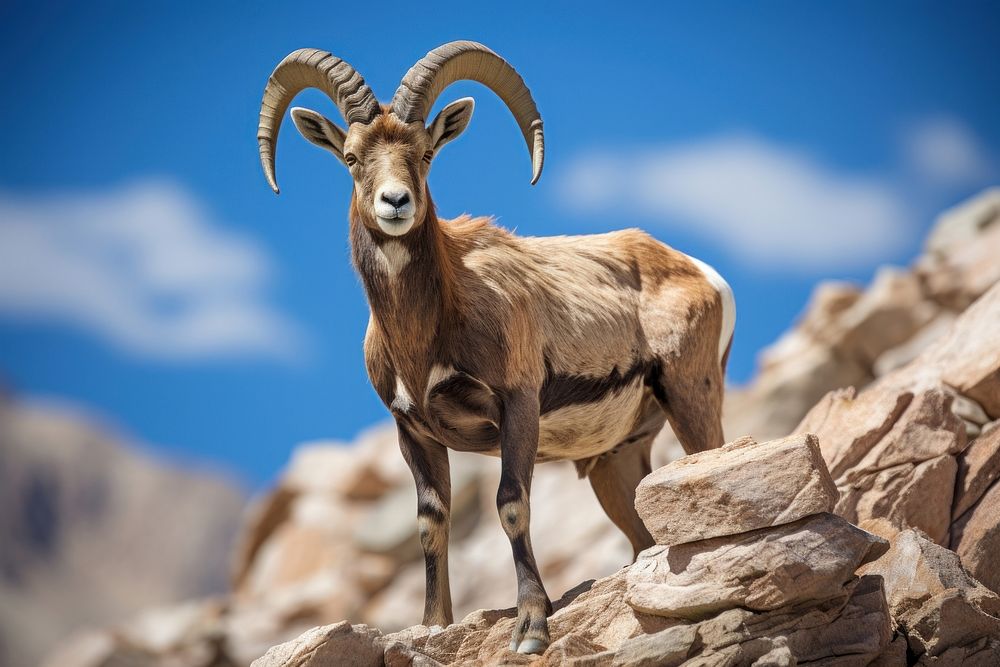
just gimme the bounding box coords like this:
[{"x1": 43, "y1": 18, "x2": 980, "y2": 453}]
[{"x1": 257, "y1": 42, "x2": 544, "y2": 238}]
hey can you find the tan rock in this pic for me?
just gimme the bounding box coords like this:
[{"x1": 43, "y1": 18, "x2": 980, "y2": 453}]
[
  {"x1": 916, "y1": 187, "x2": 1000, "y2": 311},
  {"x1": 952, "y1": 480, "x2": 1000, "y2": 597},
  {"x1": 796, "y1": 386, "x2": 912, "y2": 479},
  {"x1": 625, "y1": 513, "x2": 887, "y2": 619},
  {"x1": 837, "y1": 454, "x2": 958, "y2": 545},
  {"x1": 930, "y1": 285, "x2": 1000, "y2": 419},
  {"x1": 545, "y1": 573, "x2": 665, "y2": 654},
  {"x1": 859, "y1": 529, "x2": 1000, "y2": 663},
  {"x1": 852, "y1": 388, "x2": 966, "y2": 471},
  {"x1": 386, "y1": 571, "x2": 672, "y2": 666},
  {"x1": 798, "y1": 387, "x2": 966, "y2": 544},
  {"x1": 634, "y1": 434, "x2": 839, "y2": 546},
  {"x1": 836, "y1": 267, "x2": 939, "y2": 367},
  {"x1": 954, "y1": 422, "x2": 1000, "y2": 519},
  {"x1": 873, "y1": 312, "x2": 956, "y2": 378},
  {"x1": 249, "y1": 621, "x2": 384, "y2": 667},
  {"x1": 612, "y1": 576, "x2": 891, "y2": 667},
  {"x1": 539, "y1": 634, "x2": 609, "y2": 665}
]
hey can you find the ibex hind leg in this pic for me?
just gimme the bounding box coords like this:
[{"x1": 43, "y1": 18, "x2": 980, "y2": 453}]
[
  {"x1": 586, "y1": 433, "x2": 656, "y2": 559},
  {"x1": 650, "y1": 354, "x2": 726, "y2": 455}
]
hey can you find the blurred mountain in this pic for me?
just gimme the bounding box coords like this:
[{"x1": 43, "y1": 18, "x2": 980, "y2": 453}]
[{"x1": 0, "y1": 395, "x2": 246, "y2": 667}]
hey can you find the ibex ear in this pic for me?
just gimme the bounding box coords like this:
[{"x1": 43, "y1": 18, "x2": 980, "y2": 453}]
[
  {"x1": 291, "y1": 107, "x2": 348, "y2": 166},
  {"x1": 427, "y1": 98, "x2": 475, "y2": 153}
]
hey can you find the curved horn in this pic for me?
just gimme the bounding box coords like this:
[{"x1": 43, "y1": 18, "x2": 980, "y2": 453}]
[
  {"x1": 258, "y1": 48, "x2": 380, "y2": 194},
  {"x1": 391, "y1": 41, "x2": 544, "y2": 185}
]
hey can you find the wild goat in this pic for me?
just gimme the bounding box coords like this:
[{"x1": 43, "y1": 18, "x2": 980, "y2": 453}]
[{"x1": 258, "y1": 41, "x2": 735, "y2": 654}]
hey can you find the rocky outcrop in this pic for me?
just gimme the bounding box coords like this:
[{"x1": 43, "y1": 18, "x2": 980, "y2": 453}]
[
  {"x1": 860, "y1": 520, "x2": 1000, "y2": 664},
  {"x1": 795, "y1": 280, "x2": 1000, "y2": 589},
  {"x1": 0, "y1": 396, "x2": 245, "y2": 667},
  {"x1": 252, "y1": 435, "x2": 897, "y2": 666}
]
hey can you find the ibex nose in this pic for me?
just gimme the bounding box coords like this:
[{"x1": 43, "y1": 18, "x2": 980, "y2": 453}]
[{"x1": 380, "y1": 190, "x2": 411, "y2": 209}]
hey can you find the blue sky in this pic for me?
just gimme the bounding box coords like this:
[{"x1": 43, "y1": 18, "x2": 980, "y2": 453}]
[{"x1": 1, "y1": 1, "x2": 998, "y2": 486}]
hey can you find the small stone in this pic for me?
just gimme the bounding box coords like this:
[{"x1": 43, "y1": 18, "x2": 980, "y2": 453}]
[{"x1": 249, "y1": 621, "x2": 384, "y2": 667}]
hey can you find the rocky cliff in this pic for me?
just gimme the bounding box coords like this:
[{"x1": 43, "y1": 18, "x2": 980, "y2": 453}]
[{"x1": 43, "y1": 188, "x2": 1000, "y2": 666}]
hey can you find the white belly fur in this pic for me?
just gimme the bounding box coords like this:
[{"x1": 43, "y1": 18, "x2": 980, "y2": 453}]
[
  {"x1": 537, "y1": 379, "x2": 646, "y2": 459},
  {"x1": 686, "y1": 255, "x2": 736, "y2": 360}
]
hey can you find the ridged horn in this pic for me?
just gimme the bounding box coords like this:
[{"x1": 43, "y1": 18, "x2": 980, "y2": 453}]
[
  {"x1": 391, "y1": 41, "x2": 544, "y2": 185},
  {"x1": 258, "y1": 48, "x2": 380, "y2": 194}
]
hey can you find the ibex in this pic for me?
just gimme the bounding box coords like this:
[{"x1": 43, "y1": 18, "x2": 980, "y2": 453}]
[{"x1": 258, "y1": 41, "x2": 735, "y2": 654}]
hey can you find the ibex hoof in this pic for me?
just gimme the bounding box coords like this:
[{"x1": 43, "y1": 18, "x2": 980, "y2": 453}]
[
  {"x1": 509, "y1": 600, "x2": 550, "y2": 655},
  {"x1": 516, "y1": 638, "x2": 548, "y2": 654}
]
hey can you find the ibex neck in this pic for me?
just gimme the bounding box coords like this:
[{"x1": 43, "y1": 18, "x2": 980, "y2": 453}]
[{"x1": 349, "y1": 192, "x2": 458, "y2": 357}]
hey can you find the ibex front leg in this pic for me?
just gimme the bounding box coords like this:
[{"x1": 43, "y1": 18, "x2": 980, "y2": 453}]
[
  {"x1": 397, "y1": 424, "x2": 453, "y2": 627},
  {"x1": 497, "y1": 390, "x2": 551, "y2": 654}
]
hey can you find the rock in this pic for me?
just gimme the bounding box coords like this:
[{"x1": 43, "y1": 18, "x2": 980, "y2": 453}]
[
  {"x1": 602, "y1": 627, "x2": 698, "y2": 667},
  {"x1": 835, "y1": 267, "x2": 939, "y2": 367},
  {"x1": 869, "y1": 635, "x2": 908, "y2": 667},
  {"x1": 916, "y1": 187, "x2": 1000, "y2": 311},
  {"x1": 539, "y1": 634, "x2": 608, "y2": 665},
  {"x1": 951, "y1": 395, "x2": 991, "y2": 436},
  {"x1": 798, "y1": 388, "x2": 966, "y2": 544},
  {"x1": 873, "y1": 312, "x2": 957, "y2": 378},
  {"x1": 927, "y1": 284, "x2": 1000, "y2": 418},
  {"x1": 280, "y1": 565, "x2": 893, "y2": 666},
  {"x1": 634, "y1": 434, "x2": 839, "y2": 546},
  {"x1": 545, "y1": 573, "x2": 663, "y2": 655},
  {"x1": 859, "y1": 528, "x2": 1000, "y2": 663},
  {"x1": 625, "y1": 513, "x2": 887, "y2": 619},
  {"x1": 923, "y1": 187, "x2": 1000, "y2": 258},
  {"x1": 836, "y1": 389, "x2": 965, "y2": 481},
  {"x1": 249, "y1": 621, "x2": 384, "y2": 667},
  {"x1": 839, "y1": 454, "x2": 958, "y2": 546},
  {"x1": 952, "y1": 480, "x2": 1000, "y2": 597},
  {"x1": 796, "y1": 386, "x2": 912, "y2": 479},
  {"x1": 953, "y1": 422, "x2": 1000, "y2": 519},
  {"x1": 612, "y1": 576, "x2": 891, "y2": 667}
]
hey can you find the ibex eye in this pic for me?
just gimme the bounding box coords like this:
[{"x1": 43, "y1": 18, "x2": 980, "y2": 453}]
[
  {"x1": 422, "y1": 151, "x2": 434, "y2": 164},
  {"x1": 345, "y1": 153, "x2": 358, "y2": 166}
]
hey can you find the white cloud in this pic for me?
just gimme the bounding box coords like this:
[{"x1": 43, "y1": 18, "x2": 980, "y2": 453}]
[
  {"x1": 0, "y1": 181, "x2": 304, "y2": 361},
  {"x1": 902, "y1": 117, "x2": 995, "y2": 186},
  {"x1": 557, "y1": 134, "x2": 913, "y2": 272}
]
